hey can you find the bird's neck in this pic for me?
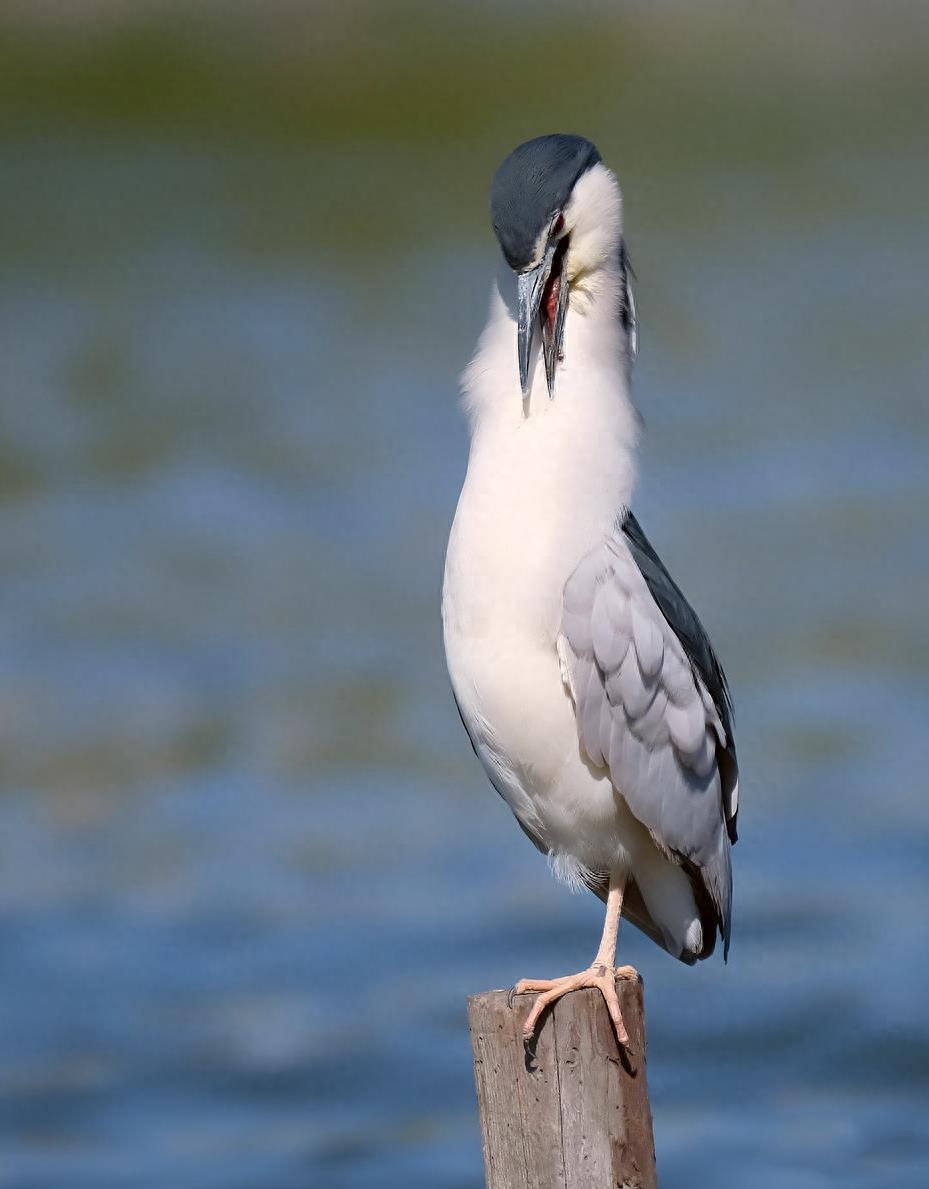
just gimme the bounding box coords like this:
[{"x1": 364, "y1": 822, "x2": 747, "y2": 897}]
[
  {"x1": 449, "y1": 258, "x2": 639, "y2": 646},
  {"x1": 462, "y1": 256, "x2": 639, "y2": 517}
]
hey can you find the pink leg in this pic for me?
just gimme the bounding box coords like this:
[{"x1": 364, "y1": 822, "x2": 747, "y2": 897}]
[{"x1": 512, "y1": 874, "x2": 639, "y2": 1045}]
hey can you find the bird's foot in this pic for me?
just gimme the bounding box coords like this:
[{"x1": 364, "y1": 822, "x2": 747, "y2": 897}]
[{"x1": 512, "y1": 964, "x2": 639, "y2": 1046}]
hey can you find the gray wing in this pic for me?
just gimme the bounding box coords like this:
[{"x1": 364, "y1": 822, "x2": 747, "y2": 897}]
[
  {"x1": 560, "y1": 513, "x2": 739, "y2": 957},
  {"x1": 622, "y1": 510, "x2": 738, "y2": 840}
]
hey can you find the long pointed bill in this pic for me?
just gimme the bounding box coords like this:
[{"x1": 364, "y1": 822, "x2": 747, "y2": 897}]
[
  {"x1": 542, "y1": 245, "x2": 570, "y2": 398},
  {"x1": 516, "y1": 241, "x2": 556, "y2": 395}
]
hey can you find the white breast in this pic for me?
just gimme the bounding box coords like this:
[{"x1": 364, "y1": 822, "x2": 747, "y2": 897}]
[{"x1": 442, "y1": 275, "x2": 638, "y2": 854}]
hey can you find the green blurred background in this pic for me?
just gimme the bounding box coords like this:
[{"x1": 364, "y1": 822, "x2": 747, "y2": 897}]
[{"x1": 1, "y1": 3, "x2": 927, "y2": 1187}]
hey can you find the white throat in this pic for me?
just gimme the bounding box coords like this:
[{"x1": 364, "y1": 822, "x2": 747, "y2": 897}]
[{"x1": 446, "y1": 168, "x2": 639, "y2": 649}]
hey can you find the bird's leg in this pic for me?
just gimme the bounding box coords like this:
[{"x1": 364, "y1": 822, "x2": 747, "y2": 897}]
[{"x1": 512, "y1": 874, "x2": 639, "y2": 1045}]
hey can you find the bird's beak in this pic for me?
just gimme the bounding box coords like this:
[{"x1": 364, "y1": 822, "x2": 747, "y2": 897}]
[
  {"x1": 516, "y1": 235, "x2": 570, "y2": 399},
  {"x1": 541, "y1": 243, "x2": 570, "y2": 399},
  {"x1": 516, "y1": 240, "x2": 556, "y2": 396}
]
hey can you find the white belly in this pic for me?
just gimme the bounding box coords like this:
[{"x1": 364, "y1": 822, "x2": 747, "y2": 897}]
[
  {"x1": 442, "y1": 387, "x2": 642, "y2": 876},
  {"x1": 443, "y1": 477, "x2": 703, "y2": 948}
]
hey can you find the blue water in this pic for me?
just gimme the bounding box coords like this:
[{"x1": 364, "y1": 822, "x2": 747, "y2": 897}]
[{"x1": 1, "y1": 123, "x2": 928, "y2": 1188}]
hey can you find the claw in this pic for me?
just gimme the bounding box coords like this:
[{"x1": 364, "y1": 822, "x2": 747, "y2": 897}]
[{"x1": 513, "y1": 965, "x2": 639, "y2": 1049}]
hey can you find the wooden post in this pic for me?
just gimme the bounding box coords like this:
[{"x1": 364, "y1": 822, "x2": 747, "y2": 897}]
[{"x1": 467, "y1": 976, "x2": 658, "y2": 1189}]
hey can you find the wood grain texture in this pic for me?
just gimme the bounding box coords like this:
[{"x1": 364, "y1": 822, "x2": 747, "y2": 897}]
[{"x1": 467, "y1": 977, "x2": 657, "y2": 1189}]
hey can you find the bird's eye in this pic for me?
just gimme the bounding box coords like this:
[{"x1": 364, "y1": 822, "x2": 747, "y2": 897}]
[{"x1": 552, "y1": 214, "x2": 565, "y2": 236}]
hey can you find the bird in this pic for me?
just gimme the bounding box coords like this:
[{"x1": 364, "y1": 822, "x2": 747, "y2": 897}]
[{"x1": 442, "y1": 134, "x2": 739, "y2": 1046}]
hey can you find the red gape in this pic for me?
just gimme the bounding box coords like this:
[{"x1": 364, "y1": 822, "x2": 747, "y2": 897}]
[{"x1": 543, "y1": 271, "x2": 561, "y2": 331}]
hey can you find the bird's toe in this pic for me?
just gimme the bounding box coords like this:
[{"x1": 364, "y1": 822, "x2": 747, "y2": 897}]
[
  {"x1": 513, "y1": 967, "x2": 635, "y2": 1049},
  {"x1": 597, "y1": 972, "x2": 630, "y2": 1047}
]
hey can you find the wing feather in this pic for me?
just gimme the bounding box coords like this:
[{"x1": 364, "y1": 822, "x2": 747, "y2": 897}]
[
  {"x1": 631, "y1": 598, "x2": 664, "y2": 678},
  {"x1": 559, "y1": 513, "x2": 739, "y2": 958},
  {"x1": 592, "y1": 587, "x2": 626, "y2": 670}
]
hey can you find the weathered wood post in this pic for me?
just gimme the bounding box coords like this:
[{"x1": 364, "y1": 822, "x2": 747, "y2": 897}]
[{"x1": 467, "y1": 976, "x2": 658, "y2": 1188}]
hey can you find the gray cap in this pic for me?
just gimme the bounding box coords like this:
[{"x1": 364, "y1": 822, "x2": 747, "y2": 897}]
[{"x1": 490, "y1": 134, "x2": 602, "y2": 271}]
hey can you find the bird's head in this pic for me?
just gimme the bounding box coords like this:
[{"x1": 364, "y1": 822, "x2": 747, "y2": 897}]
[{"x1": 490, "y1": 134, "x2": 623, "y2": 397}]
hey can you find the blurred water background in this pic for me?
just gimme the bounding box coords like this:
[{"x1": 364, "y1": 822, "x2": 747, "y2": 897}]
[{"x1": 1, "y1": 2, "x2": 928, "y2": 1186}]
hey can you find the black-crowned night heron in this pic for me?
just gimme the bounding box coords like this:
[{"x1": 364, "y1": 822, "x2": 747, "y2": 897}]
[{"x1": 442, "y1": 135, "x2": 739, "y2": 1046}]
